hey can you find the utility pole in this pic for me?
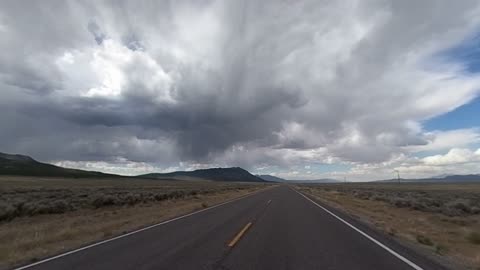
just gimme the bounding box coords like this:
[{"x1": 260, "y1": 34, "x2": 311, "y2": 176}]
[{"x1": 394, "y1": 170, "x2": 400, "y2": 184}]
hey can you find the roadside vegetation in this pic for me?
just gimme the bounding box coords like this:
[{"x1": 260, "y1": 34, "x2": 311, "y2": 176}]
[
  {"x1": 297, "y1": 183, "x2": 480, "y2": 269},
  {"x1": 0, "y1": 176, "x2": 268, "y2": 269}
]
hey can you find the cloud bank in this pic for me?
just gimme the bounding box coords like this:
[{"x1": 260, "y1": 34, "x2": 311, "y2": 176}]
[{"x1": 1, "y1": 0, "x2": 480, "y2": 179}]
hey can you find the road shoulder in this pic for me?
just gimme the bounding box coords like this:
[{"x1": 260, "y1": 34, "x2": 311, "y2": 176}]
[{"x1": 293, "y1": 186, "x2": 457, "y2": 270}]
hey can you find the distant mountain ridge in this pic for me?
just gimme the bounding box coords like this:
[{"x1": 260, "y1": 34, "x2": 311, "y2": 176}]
[
  {"x1": 257, "y1": 174, "x2": 339, "y2": 183},
  {"x1": 257, "y1": 175, "x2": 287, "y2": 182},
  {"x1": 288, "y1": 178, "x2": 340, "y2": 183},
  {"x1": 139, "y1": 167, "x2": 265, "y2": 182},
  {"x1": 259, "y1": 173, "x2": 480, "y2": 183},
  {"x1": 0, "y1": 152, "x2": 266, "y2": 182},
  {"x1": 0, "y1": 152, "x2": 35, "y2": 162},
  {"x1": 8, "y1": 151, "x2": 477, "y2": 184},
  {"x1": 0, "y1": 152, "x2": 118, "y2": 178},
  {"x1": 376, "y1": 174, "x2": 480, "y2": 183}
]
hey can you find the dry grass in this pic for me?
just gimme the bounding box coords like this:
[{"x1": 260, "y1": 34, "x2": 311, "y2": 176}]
[
  {"x1": 297, "y1": 183, "x2": 480, "y2": 270},
  {"x1": 0, "y1": 176, "x2": 268, "y2": 269},
  {"x1": 0, "y1": 176, "x2": 268, "y2": 222}
]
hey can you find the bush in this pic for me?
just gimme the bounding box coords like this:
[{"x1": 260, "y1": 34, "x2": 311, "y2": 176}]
[
  {"x1": 0, "y1": 183, "x2": 261, "y2": 221},
  {"x1": 391, "y1": 198, "x2": 412, "y2": 208},
  {"x1": 51, "y1": 200, "x2": 70, "y2": 214},
  {"x1": 168, "y1": 190, "x2": 186, "y2": 199},
  {"x1": 416, "y1": 234, "x2": 434, "y2": 246},
  {"x1": 446, "y1": 199, "x2": 472, "y2": 214},
  {"x1": 125, "y1": 193, "x2": 141, "y2": 206},
  {"x1": 0, "y1": 202, "x2": 16, "y2": 221},
  {"x1": 412, "y1": 201, "x2": 427, "y2": 211},
  {"x1": 466, "y1": 232, "x2": 480, "y2": 245},
  {"x1": 22, "y1": 200, "x2": 71, "y2": 215},
  {"x1": 424, "y1": 198, "x2": 442, "y2": 208},
  {"x1": 353, "y1": 191, "x2": 373, "y2": 200},
  {"x1": 435, "y1": 244, "x2": 448, "y2": 255},
  {"x1": 91, "y1": 195, "x2": 117, "y2": 208},
  {"x1": 154, "y1": 194, "x2": 168, "y2": 201},
  {"x1": 386, "y1": 227, "x2": 397, "y2": 236},
  {"x1": 441, "y1": 207, "x2": 461, "y2": 217}
]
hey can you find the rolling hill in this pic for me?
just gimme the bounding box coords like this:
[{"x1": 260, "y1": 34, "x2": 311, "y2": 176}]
[
  {"x1": 0, "y1": 152, "x2": 120, "y2": 178},
  {"x1": 139, "y1": 167, "x2": 266, "y2": 182},
  {"x1": 0, "y1": 152, "x2": 266, "y2": 182}
]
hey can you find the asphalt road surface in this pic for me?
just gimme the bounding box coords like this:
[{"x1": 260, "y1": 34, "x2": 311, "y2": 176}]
[{"x1": 15, "y1": 185, "x2": 445, "y2": 270}]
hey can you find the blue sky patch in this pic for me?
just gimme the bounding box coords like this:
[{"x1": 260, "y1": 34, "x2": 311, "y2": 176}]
[
  {"x1": 443, "y1": 32, "x2": 480, "y2": 74},
  {"x1": 424, "y1": 96, "x2": 480, "y2": 130}
]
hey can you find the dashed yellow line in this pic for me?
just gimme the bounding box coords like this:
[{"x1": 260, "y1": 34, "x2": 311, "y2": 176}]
[{"x1": 228, "y1": 222, "x2": 253, "y2": 247}]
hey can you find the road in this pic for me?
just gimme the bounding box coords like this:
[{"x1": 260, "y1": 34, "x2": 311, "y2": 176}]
[{"x1": 15, "y1": 186, "x2": 445, "y2": 270}]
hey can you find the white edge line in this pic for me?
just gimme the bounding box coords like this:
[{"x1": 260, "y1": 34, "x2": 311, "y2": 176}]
[
  {"x1": 292, "y1": 188, "x2": 424, "y2": 270},
  {"x1": 13, "y1": 187, "x2": 270, "y2": 270}
]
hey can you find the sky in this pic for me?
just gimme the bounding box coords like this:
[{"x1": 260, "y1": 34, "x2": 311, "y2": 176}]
[{"x1": 1, "y1": 0, "x2": 480, "y2": 181}]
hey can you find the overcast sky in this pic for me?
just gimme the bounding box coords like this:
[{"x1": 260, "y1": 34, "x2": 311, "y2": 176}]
[{"x1": 1, "y1": 0, "x2": 480, "y2": 181}]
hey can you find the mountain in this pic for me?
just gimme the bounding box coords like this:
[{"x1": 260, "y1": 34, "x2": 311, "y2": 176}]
[
  {"x1": 0, "y1": 152, "x2": 120, "y2": 178},
  {"x1": 256, "y1": 175, "x2": 340, "y2": 183},
  {"x1": 0, "y1": 152, "x2": 266, "y2": 182},
  {"x1": 432, "y1": 173, "x2": 453, "y2": 179},
  {"x1": 376, "y1": 174, "x2": 480, "y2": 183},
  {"x1": 441, "y1": 174, "x2": 480, "y2": 182},
  {"x1": 257, "y1": 175, "x2": 286, "y2": 182},
  {"x1": 139, "y1": 167, "x2": 266, "y2": 182},
  {"x1": 288, "y1": 178, "x2": 340, "y2": 183}
]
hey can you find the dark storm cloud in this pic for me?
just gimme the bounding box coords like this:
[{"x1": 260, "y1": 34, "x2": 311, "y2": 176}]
[
  {"x1": 1, "y1": 0, "x2": 480, "y2": 174},
  {"x1": 15, "y1": 79, "x2": 302, "y2": 160},
  {"x1": 88, "y1": 21, "x2": 107, "y2": 45}
]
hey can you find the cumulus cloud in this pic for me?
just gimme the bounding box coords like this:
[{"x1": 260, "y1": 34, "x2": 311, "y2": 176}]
[
  {"x1": 422, "y1": 148, "x2": 480, "y2": 166},
  {"x1": 1, "y1": 0, "x2": 480, "y2": 178},
  {"x1": 404, "y1": 128, "x2": 480, "y2": 154}
]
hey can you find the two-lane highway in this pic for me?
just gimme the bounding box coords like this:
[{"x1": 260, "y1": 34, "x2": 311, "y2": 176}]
[{"x1": 14, "y1": 186, "x2": 445, "y2": 270}]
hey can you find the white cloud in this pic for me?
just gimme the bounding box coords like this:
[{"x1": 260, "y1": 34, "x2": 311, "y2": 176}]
[
  {"x1": 405, "y1": 128, "x2": 480, "y2": 153},
  {"x1": 320, "y1": 148, "x2": 480, "y2": 181},
  {"x1": 422, "y1": 148, "x2": 480, "y2": 166},
  {"x1": 1, "y1": 1, "x2": 480, "y2": 178},
  {"x1": 54, "y1": 159, "x2": 157, "y2": 176},
  {"x1": 55, "y1": 39, "x2": 177, "y2": 105}
]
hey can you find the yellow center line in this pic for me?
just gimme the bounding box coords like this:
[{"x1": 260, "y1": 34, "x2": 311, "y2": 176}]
[{"x1": 227, "y1": 222, "x2": 253, "y2": 247}]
